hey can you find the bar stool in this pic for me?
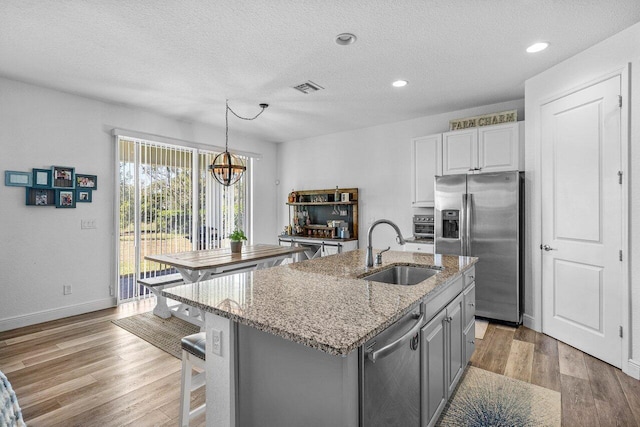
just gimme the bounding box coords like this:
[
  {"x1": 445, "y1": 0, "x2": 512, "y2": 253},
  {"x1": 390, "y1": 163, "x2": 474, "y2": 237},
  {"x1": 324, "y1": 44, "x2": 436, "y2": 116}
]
[{"x1": 179, "y1": 332, "x2": 206, "y2": 427}]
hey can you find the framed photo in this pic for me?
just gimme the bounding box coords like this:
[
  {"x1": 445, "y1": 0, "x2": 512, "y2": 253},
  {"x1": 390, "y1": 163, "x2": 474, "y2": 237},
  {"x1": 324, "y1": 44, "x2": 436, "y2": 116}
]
[
  {"x1": 26, "y1": 188, "x2": 55, "y2": 206},
  {"x1": 76, "y1": 174, "x2": 97, "y2": 190},
  {"x1": 76, "y1": 188, "x2": 92, "y2": 203},
  {"x1": 32, "y1": 168, "x2": 52, "y2": 188},
  {"x1": 4, "y1": 170, "x2": 32, "y2": 187},
  {"x1": 51, "y1": 166, "x2": 75, "y2": 189},
  {"x1": 56, "y1": 189, "x2": 76, "y2": 208}
]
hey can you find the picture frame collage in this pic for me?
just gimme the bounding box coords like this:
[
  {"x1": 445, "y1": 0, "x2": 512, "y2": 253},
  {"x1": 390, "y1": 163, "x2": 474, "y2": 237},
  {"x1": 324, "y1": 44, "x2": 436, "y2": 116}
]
[{"x1": 5, "y1": 166, "x2": 97, "y2": 208}]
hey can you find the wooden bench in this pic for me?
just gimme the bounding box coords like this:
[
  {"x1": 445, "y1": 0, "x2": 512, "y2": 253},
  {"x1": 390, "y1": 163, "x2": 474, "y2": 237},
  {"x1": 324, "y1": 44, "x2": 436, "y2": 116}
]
[{"x1": 137, "y1": 273, "x2": 184, "y2": 288}]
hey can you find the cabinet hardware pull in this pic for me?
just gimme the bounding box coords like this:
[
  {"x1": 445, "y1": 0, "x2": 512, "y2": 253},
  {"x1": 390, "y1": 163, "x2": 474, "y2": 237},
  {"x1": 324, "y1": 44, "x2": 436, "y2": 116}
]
[
  {"x1": 468, "y1": 302, "x2": 475, "y2": 307},
  {"x1": 469, "y1": 340, "x2": 475, "y2": 344}
]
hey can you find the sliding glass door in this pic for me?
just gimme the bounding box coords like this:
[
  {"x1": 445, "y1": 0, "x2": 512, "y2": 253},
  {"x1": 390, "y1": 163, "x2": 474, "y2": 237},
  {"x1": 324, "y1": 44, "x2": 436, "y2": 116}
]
[{"x1": 116, "y1": 136, "x2": 250, "y2": 303}]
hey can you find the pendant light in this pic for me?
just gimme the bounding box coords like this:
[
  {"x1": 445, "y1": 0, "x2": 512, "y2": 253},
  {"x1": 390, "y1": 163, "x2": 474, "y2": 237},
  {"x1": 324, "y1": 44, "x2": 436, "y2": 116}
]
[{"x1": 209, "y1": 100, "x2": 268, "y2": 186}]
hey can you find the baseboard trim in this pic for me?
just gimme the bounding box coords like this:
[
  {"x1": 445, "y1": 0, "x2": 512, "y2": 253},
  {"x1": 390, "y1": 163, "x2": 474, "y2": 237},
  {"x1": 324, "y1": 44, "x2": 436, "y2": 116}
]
[
  {"x1": 624, "y1": 359, "x2": 640, "y2": 379},
  {"x1": 522, "y1": 313, "x2": 539, "y2": 331},
  {"x1": 0, "y1": 298, "x2": 117, "y2": 332}
]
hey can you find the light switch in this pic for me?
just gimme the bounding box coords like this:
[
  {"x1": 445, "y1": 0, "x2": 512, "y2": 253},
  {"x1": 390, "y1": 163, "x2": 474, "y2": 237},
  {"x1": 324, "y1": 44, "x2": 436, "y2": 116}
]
[{"x1": 81, "y1": 219, "x2": 97, "y2": 229}]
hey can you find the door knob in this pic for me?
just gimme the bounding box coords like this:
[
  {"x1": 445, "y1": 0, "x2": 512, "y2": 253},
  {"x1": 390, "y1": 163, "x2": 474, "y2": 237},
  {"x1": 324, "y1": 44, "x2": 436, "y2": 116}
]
[{"x1": 541, "y1": 244, "x2": 556, "y2": 251}]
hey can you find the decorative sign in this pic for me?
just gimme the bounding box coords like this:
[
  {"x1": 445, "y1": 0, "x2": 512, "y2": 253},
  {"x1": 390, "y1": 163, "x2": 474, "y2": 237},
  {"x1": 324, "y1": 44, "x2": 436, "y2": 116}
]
[{"x1": 449, "y1": 110, "x2": 517, "y2": 131}]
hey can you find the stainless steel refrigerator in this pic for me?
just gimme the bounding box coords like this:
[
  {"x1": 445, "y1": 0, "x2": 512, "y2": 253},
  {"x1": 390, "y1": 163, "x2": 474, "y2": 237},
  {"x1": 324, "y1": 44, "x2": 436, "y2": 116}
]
[{"x1": 435, "y1": 171, "x2": 523, "y2": 324}]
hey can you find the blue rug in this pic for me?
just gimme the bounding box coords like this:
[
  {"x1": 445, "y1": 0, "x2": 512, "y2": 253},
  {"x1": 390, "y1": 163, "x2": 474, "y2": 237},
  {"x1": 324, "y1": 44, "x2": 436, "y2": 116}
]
[{"x1": 437, "y1": 367, "x2": 561, "y2": 427}]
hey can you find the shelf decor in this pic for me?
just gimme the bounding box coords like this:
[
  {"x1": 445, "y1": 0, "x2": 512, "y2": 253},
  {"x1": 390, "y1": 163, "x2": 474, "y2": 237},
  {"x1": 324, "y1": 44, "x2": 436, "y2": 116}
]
[
  {"x1": 4, "y1": 171, "x2": 32, "y2": 187},
  {"x1": 285, "y1": 188, "x2": 359, "y2": 240}
]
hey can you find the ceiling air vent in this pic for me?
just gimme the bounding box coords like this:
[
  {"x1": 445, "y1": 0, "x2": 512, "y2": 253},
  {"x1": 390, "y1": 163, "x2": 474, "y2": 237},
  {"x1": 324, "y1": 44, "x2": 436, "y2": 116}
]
[{"x1": 292, "y1": 81, "x2": 324, "y2": 94}]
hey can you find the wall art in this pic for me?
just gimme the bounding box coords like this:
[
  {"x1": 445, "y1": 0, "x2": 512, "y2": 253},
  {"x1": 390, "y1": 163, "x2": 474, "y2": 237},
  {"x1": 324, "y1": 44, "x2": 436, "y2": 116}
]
[{"x1": 5, "y1": 165, "x2": 98, "y2": 208}]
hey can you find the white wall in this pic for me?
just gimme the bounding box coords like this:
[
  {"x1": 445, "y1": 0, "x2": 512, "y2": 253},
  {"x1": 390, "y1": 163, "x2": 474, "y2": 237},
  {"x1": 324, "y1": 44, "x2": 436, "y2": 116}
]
[
  {"x1": 525, "y1": 22, "x2": 640, "y2": 375},
  {"x1": 0, "y1": 77, "x2": 278, "y2": 330},
  {"x1": 277, "y1": 99, "x2": 524, "y2": 249}
]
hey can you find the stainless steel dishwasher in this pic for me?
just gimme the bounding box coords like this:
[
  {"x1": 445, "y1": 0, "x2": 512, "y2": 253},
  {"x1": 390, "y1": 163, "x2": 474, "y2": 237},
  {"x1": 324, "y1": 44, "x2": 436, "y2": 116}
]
[{"x1": 360, "y1": 303, "x2": 425, "y2": 426}]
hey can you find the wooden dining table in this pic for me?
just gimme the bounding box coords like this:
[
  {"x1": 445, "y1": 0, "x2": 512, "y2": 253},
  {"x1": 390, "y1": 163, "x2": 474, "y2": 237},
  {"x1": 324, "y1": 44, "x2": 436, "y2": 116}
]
[{"x1": 144, "y1": 244, "x2": 307, "y2": 327}]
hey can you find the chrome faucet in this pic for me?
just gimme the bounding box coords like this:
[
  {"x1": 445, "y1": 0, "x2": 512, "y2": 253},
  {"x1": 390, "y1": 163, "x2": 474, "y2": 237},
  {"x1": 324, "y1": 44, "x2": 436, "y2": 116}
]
[{"x1": 366, "y1": 219, "x2": 406, "y2": 267}]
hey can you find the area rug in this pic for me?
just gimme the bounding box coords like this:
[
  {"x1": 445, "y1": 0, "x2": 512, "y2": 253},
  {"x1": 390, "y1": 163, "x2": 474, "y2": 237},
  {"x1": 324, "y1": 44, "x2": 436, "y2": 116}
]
[
  {"x1": 437, "y1": 366, "x2": 561, "y2": 427},
  {"x1": 112, "y1": 312, "x2": 200, "y2": 359}
]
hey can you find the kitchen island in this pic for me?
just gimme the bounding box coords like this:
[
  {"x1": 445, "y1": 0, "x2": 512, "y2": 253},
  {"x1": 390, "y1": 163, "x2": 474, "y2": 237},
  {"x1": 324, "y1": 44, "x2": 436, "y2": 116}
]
[{"x1": 163, "y1": 249, "x2": 477, "y2": 427}]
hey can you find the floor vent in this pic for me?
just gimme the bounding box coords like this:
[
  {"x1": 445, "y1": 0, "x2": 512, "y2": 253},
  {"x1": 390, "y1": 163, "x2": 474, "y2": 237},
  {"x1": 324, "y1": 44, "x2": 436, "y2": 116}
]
[{"x1": 292, "y1": 81, "x2": 324, "y2": 94}]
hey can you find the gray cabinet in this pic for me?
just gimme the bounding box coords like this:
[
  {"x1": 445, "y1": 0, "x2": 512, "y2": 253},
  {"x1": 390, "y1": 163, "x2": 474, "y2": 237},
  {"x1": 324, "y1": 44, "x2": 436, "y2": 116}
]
[
  {"x1": 463, "y1": 267, "x2": 476, "y2": 364},
  {"x1": 421, "y1": 310, "x2": 447, "y2": 426},
  {"x1": 446, "y1": 294, "x2": 464, "y2": 396},
  {"x1": 421, "y1": 276, "x2": 467, "y2": 427}
]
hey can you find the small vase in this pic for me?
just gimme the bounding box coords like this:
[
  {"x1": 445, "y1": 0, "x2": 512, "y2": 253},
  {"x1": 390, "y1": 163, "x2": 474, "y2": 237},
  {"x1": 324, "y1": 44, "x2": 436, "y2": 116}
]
[{"x1": 230, "y1": 241, "x2": 243, "y2": 253}]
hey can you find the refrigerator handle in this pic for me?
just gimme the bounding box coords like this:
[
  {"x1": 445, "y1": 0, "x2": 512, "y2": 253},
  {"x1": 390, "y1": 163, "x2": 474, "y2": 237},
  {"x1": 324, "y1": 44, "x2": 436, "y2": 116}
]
[
  {"x1": 460, "y1": 194, "x2": 467, "y2": 255},
  {"x1": 467, "y1": 193, "x2": 473, "y2": 255}
]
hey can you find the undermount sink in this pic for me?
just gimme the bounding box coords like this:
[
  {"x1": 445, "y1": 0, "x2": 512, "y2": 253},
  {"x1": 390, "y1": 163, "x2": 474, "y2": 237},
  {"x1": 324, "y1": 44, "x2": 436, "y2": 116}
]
[{"x1": 361, "y1": 265, "x2": 443, "y2": 286}]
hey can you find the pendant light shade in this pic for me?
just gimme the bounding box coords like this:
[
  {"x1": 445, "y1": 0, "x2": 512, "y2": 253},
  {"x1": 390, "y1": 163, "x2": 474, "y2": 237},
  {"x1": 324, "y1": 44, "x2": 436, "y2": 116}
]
[
  {"x1": 209, "y1": 100, "x2": 268, "y2": 187},
  {"x1": 210, "y1": 151, "x2": 246, "y2": 186}
]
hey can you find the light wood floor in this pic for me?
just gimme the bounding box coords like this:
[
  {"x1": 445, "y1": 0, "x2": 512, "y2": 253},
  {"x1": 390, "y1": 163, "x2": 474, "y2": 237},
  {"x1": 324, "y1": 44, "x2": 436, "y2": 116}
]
[
  {"x1": 471, "y1": 322, "x2": 640, "y2": 426},
  {"x1": 1, "y1": 303, "x2": 640, "y2": 426},
  {"x1": 0, "y1": 300, "x2": 205, "y2": 427}
]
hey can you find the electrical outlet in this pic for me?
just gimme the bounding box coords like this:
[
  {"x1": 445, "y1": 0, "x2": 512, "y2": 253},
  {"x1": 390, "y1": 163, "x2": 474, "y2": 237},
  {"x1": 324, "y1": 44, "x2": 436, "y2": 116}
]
[
  {"x1": 63, "y1": 285, "x2": 72, "y2": 295},
  {"x1": 211, "y1": 329, "x2": 222, "y2": 356},
  {"x1": 109, "y1": 285, "x2": 114, "y2": 296}
]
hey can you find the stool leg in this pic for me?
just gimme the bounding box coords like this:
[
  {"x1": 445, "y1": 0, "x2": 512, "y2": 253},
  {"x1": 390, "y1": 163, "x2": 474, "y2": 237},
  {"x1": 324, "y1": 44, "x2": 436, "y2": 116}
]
[{"x1": 179, "y1": 350, "x2": 192, "y2": 427}]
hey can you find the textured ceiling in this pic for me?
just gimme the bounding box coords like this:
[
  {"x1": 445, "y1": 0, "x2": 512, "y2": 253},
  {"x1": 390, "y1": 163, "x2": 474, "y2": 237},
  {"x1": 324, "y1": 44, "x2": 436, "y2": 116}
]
[{"x1": 1, "y1": 1, "x2": 639, "y2": 143}]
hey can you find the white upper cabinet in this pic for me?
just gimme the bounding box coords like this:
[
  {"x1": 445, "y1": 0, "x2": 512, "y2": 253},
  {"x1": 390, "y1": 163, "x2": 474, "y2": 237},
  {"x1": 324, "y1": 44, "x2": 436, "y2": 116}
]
[
  {"x1": 411, "y1": 134, "x2": 442, "y2": 207},
  {"x1": 442, "y1": 122, "x2": 523, "y2": 175},
  {"x1": 442, "y1": 129, "x2": 477, "y2": 175}
]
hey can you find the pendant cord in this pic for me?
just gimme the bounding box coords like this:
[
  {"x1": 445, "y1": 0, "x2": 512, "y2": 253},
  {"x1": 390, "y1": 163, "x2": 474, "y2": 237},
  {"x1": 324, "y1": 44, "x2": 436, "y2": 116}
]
[
  {"x1": 224, "y1": 99, "x2": 268, "y2": 152},
  {"x1": 226, "y1": 99, "x2": 268, "y2": 121}
]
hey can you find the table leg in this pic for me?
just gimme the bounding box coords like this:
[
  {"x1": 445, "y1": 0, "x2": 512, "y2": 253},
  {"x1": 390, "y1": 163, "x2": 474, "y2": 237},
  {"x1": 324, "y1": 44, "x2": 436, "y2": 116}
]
[
  {"x1": 176, "y1": 267, "x2": 200, "y2": 283},
  {"x1": 149, "y1": 288, "x2": 171, "y2": 319},
  {"x1": 205, "y1": 311, "x2": 237, "y2": 426}
]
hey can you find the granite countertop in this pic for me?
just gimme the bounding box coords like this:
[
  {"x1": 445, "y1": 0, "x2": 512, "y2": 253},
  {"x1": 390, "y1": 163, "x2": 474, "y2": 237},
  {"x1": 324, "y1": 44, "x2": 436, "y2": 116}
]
[{"x1": 162, "y1": 249, "x2": 477, "y2": 356}]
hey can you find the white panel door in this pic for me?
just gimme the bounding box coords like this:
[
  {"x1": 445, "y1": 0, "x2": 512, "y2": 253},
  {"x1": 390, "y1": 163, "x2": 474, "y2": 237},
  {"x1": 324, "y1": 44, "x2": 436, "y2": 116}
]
[
  {"x1": 541, "y1": 75, "x2": 622, "y2": 367},
  {"x1": 477, "y1": 122, "x2": 520, "y2": 172},
  {"x1": 411, "y1": 134, "x2": 442, "y2": 207},
  {"x1": 442, "y1": 129, "x2": 477, "y2": 175}
]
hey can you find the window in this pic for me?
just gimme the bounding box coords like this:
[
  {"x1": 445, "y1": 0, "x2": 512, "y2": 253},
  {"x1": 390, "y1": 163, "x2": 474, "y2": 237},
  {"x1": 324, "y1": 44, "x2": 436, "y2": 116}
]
[{"x1": 116, "y1": 136, "x2": 250, "y2": 303}]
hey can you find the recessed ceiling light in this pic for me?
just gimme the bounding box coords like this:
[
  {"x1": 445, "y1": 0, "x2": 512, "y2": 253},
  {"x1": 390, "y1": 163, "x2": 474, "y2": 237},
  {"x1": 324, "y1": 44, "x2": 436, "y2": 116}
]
[
  {"x1": 335, "y1": 33, "x2": 357, "y2": 45},
  {"x1": 526, "y1": 42, "x2": 549, "y2": 53},
  {"x1": 392, "y1": 80, "x2": 408, "y2": 88}
]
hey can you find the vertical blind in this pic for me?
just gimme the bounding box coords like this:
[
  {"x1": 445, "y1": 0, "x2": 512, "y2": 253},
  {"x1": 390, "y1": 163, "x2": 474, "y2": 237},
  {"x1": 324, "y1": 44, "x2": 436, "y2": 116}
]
[{"x1": 116, "y1": 136, "x2": 250, "y2": 303}]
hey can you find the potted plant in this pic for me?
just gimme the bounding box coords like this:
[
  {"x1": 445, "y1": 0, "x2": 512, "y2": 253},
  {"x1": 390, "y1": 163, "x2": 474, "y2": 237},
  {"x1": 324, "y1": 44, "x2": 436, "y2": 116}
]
[{"x1": 229, "y1": 229, "x2": 247, "y2": 253}]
